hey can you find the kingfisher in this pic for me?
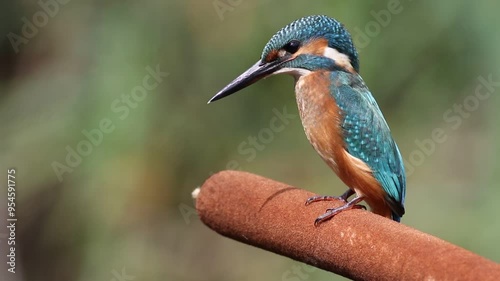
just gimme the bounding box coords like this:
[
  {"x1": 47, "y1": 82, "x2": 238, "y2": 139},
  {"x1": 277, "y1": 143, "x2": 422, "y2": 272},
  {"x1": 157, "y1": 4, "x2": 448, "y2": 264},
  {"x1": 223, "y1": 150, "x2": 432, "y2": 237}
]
[{"x1": 208, "y1": 15, "x2": 406, "y2": 225}]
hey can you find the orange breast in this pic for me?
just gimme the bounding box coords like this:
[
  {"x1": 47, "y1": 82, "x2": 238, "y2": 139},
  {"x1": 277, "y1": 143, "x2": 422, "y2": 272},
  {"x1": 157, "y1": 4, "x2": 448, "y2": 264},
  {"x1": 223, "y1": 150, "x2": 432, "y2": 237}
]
[{"x1": 295, "y1": 71, "x2": 391, "y2": 218}]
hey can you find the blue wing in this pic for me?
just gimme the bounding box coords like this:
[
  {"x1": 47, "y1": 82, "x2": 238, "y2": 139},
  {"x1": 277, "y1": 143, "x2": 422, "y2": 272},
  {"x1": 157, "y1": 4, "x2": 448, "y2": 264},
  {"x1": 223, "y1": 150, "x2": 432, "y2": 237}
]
[{"x1": 330, "y1": 72, "x2": 406, "y2": 219}]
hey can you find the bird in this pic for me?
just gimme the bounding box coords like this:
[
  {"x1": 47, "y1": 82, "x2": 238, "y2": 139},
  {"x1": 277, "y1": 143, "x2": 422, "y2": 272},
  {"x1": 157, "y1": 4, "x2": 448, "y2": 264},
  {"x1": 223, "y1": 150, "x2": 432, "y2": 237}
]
[{"x1": 208, "y1": 15, "x2": 406, "y2": 225}]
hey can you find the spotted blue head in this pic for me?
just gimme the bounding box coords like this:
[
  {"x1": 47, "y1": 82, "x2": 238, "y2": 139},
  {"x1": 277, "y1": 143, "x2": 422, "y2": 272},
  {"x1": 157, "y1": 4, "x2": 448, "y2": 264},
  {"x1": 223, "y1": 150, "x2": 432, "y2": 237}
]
[{"x1": 209, "y1": 15, "x2": 360, "y2": 103}]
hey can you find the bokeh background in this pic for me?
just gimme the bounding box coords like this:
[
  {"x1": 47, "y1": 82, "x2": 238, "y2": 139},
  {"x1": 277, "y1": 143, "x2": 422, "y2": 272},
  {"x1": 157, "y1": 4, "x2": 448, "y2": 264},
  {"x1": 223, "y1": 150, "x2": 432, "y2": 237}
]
[{"x1": 1, "y1": 0, "x2": 499, "y2": 280}]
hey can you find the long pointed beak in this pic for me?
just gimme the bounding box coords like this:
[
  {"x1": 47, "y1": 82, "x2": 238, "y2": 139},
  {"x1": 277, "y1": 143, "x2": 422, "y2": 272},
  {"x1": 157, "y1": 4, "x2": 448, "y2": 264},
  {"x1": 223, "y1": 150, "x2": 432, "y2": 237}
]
[{"x1": 208, "y1": 60, "x2": 280, "y2": 103}]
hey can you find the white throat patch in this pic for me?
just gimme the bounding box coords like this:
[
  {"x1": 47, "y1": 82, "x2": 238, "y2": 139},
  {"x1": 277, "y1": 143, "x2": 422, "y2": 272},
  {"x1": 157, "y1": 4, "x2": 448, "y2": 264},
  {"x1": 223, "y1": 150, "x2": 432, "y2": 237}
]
[{"x1": 272, "y1": 67, "x2": 312, "y2": 80}]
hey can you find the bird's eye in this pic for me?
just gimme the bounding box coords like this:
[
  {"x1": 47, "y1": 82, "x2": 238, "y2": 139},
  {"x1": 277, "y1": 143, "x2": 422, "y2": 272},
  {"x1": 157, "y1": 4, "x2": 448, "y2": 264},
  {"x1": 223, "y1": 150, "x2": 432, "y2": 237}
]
[{"x1": 283, "y1": 40, "x2": 300, "y2": 54}]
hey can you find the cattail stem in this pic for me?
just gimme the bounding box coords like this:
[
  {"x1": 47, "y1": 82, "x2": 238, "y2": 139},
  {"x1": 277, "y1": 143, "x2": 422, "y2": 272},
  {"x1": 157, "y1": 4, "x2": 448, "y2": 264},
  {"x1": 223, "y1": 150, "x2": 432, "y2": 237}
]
[{"x1": 195, "y1": 170, "x2": 500, "y2": 281}]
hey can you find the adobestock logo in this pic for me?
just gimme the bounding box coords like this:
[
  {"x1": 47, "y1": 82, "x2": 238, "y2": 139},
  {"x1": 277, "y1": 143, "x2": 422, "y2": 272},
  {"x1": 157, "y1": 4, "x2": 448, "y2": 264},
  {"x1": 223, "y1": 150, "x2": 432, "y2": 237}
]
[
  {"x1": 51, "y1": 65, "x2": 169, "y2": 182},
  {"x1": 352, "y1": 0, "x2": 413, "y2": 52},
  {"x1": 7, "y1": 0, "x2": 72, "y2": 53},
  {"x1": 110, "y1": 268, "x2": 135, "y2": 281},
  {"x1": 220, "y1": 106, "x2": 296, "y2": 171},
  {"x1": 180, "y1": 106, "x2": 296, "y2": 226},
  {"x1": 403, "y1": 74, "x2": 498, "y2": 176},
  {"x1": 213, "y1": 0, "x2": 244, "y2": 21}
]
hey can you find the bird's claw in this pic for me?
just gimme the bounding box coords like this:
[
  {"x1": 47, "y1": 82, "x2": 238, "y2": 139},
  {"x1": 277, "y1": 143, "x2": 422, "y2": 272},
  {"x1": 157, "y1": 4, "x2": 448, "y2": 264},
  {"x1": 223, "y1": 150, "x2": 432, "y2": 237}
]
[
  {"x1": 306, "y1": 192, "x2": 365, "y2": 226},
  {"x1": 305, "y1": 195, "x2": 347, "y2": 206},
  {"x1": 313, "y1": 204, "x2": 366, "y2": 226},
  {"x1": 327, "y1": 204, "x2": 365, "y2": 211}
]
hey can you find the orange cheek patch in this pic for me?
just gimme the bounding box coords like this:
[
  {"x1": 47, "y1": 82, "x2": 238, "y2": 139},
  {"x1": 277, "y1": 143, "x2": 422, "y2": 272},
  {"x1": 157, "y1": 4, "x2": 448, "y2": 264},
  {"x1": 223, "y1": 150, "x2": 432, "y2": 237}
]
[
  {"x1": 294, "y1": 38, "x2": 356, "y2": 74},
  {"x1": 265, "y1": 50, "x2": 279, "y2": 62},
  {"x1": 294, "y1": 38, "x2": 328, "y2": 57},
  {"x1": 266, "y1": 38, "x2": 329, "y2": 63}
]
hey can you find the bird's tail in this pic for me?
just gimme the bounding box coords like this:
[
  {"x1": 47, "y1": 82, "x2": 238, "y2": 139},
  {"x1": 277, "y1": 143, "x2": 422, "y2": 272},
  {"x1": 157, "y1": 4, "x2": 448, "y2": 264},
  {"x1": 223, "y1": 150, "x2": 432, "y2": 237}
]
[{"x1": 391, "y1": 212, "x2": 401, "y2": 222}]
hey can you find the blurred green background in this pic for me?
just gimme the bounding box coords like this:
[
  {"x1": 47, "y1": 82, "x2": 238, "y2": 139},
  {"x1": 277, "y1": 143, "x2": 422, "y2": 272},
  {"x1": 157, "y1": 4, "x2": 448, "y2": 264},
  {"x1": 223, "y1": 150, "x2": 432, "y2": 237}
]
[{"x1": 1, "y1": 0, "x2": 499, "y2": 280}]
